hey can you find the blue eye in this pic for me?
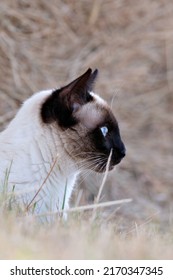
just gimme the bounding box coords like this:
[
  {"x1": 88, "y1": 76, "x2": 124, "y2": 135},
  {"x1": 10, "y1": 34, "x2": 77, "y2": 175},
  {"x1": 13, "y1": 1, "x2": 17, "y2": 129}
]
[{"x1": 100, "y1": 126, "x2": 108, "y2": 137}]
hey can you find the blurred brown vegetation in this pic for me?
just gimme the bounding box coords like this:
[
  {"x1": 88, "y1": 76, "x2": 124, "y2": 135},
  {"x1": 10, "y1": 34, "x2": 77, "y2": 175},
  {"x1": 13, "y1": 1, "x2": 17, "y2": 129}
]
[{"x1": 0, "y1": 0, "x2": 173, "y2": 230}]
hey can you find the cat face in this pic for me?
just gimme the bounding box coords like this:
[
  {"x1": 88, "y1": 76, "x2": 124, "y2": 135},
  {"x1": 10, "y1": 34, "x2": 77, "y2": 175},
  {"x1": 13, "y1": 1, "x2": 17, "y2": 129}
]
[{"x1": 41, "y1": 69, "x2": 126, "y2": 172}]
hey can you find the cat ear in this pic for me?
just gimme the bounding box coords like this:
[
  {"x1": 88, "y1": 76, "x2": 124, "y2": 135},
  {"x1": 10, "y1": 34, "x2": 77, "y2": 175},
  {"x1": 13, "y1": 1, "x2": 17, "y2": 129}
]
[
  {"x1": 60, "y1": 68, "x2": 98, "y2": 111},
  {"x1": 41, "y1": 69, "x2": 98, "y2": 127}
]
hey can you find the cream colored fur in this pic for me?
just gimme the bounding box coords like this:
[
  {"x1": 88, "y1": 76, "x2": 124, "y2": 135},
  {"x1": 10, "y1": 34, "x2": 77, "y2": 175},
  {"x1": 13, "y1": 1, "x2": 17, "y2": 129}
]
[{"x1": 0, "y1": 89, "x2": 106, "y2": 218}]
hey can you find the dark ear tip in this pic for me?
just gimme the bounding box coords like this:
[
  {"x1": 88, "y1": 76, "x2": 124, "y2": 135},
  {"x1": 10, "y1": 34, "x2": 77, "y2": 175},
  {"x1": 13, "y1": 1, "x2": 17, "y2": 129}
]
[
  {"x1": 92, "y1": 69, "x2": 99, "y2": 78},
  {"x1": 86, "y1": 68, "x2": 92, "y2": 75},
  {"x1": 85, "y1": 68, "x2": 98, "y2": 76}
]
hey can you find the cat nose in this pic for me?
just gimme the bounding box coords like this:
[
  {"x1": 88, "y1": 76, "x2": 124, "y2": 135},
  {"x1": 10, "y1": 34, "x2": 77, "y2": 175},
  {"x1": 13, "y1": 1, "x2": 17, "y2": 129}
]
[
  {"x1": 116, "y1": 146, "x2": 126, "y2": 159},
  {"x1": 113, "y1": 142, "x2": 126, "y2": 164},
  {"x1": 120, "y1": 145, "x2": 126, "y2": 158}
]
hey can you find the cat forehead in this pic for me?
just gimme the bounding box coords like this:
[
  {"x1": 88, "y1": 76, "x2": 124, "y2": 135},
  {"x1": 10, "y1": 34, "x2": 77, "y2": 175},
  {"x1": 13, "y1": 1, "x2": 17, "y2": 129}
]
[{"x1": 74, "y1": 92, "x2": 114, "y2": 129}]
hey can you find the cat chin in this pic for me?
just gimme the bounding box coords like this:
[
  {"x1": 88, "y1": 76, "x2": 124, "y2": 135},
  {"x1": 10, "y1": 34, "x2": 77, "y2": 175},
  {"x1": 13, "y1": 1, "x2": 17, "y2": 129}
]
[
  {"x1": 92, "y1": 158, "x2": 123, "y2": 173},
  {"x1": 92, "y1": 164, "x2": 115, "y2": 173}
]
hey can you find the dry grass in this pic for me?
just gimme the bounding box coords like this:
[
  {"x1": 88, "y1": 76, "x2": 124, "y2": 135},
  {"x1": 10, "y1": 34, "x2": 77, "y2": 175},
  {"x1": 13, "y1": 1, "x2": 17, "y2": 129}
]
[
  {"x1": 0, "y1": 0, "x2": 173, "y2": 259},
  {"x1": 0, "y1": 211, "x2": 173, "y2": 260}
]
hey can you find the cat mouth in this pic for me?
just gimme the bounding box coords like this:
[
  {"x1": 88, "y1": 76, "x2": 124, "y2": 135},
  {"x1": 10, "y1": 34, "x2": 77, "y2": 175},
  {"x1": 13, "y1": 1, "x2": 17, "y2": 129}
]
[{"x1": 93, "y1": 158, "x2": 122, "y2": 173}]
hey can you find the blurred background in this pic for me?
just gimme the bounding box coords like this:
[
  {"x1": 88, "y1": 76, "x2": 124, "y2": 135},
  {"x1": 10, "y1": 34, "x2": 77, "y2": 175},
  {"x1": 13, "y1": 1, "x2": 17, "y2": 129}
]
[{"x1": 0, "y1": 0, "x2": 172, "y2": 230}]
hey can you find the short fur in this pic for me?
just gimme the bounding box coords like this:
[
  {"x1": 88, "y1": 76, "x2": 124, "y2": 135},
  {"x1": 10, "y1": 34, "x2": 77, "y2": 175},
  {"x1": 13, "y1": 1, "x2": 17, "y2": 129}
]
[{"x1": 0, "y1": 69, "x2": 125, "y2": 217}]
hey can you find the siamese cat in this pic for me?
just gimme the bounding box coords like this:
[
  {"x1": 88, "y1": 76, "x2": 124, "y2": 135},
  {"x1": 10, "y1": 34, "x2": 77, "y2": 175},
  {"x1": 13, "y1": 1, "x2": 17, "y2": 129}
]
[{"x1": 0, "y1": 68, "x2": 125, "y2": 217}]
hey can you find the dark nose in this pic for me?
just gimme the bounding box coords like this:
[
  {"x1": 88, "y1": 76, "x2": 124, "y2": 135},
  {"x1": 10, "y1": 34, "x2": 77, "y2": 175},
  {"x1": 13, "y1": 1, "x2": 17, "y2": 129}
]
[
  {"x1": 116, "y1": 145, "x2": 126, "y2": 159},
  {"x1": 113, "y1": 141, "x2": 126, "y2": 164},
  {"x1": 119, "y1": 144, "x2": 126, "y2": 158}
]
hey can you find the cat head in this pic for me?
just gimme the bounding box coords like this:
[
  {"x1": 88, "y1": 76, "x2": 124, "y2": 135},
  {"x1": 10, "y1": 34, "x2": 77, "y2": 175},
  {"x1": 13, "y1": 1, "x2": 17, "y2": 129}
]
[{"x1": 41, "y1": 69, "x2": 126, "y2": 172}]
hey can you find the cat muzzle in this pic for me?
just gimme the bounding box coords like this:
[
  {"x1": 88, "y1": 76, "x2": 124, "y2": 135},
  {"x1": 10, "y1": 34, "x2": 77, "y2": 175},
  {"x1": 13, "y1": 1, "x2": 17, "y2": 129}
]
[
  {"x1": 112, "y1": 142, "x2": 126, "y2": 165},
  {"x1": 93, "y1": 144, "x2": 126, "y2": 173}
]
